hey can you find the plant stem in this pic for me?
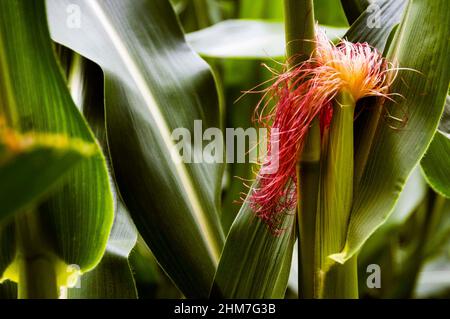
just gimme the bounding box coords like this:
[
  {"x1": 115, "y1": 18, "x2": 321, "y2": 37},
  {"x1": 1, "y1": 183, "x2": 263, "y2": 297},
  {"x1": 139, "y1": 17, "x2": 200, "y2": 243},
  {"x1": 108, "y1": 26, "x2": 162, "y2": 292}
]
[
  {"x1": 284, "y1": 0, "x2": 316, "y2": 66},
  {"x1": 15, "y1": 211, "x2": 59, "y2": 299},
  {"x1": 283, "y1": 0, "x2": 318, "y2": 299},
  {"x1": 316, "y1": 90, "x2": 358, "y2": 298}
]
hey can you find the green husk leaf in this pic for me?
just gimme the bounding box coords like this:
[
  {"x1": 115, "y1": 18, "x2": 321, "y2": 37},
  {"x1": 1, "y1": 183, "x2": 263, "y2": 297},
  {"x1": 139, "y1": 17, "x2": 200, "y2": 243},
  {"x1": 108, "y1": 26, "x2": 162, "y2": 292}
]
[{"x1": 331, "y1": 0, "x2": 450, "y2": 264}]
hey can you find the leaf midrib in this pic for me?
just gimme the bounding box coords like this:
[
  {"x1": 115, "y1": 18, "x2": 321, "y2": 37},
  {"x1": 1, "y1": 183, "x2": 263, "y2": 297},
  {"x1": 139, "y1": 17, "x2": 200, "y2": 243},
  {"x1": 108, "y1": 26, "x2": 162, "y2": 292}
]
[{"x1": 87, "y1": 0, "x2": 221, "y2": 264}]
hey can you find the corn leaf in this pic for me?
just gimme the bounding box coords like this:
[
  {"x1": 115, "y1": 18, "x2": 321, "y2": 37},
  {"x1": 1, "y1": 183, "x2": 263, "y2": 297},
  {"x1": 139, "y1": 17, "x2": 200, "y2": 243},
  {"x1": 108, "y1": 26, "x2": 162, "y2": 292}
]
[
  {"x1": 187, "y1": 20, "x2": 347, "y2": 59},
  {"x1": 67, "y1": 202, "x2": 138, "y2": 298},
  {"x1": 421, "y1": 96, "x2": 450, "y2": 198},
  {"x1": 0, "y1": 281, "x2": 16, "y2": 299},
  {"x1": 211, "y1": 199, "x2": 296, "y2": 298},
  {"x1": 0, "y1": 0, "x2": 114, "y2": 279},
  {"x1": 331, "y1": 0, "x2": 450, "y2": 264},
  {"x1": 65, "y1": 55, "x2": 138, "y2": 299},
  {"x1": 47, "y1": 0, "x2": 224, "y2": 298},
  {"x1": 0, "y1": 131, "x2": 94, "y2": 222}
]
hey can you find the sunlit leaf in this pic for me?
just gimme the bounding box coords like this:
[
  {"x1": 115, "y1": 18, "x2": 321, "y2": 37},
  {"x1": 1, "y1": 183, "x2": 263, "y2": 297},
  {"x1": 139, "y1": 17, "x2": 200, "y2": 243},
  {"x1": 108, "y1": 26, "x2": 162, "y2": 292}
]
[
  {"x1": 0, "y1": 0, "x2": 114, "y2": 293},
  {"x1": 47, "y1": 0, "x2": 224, "y2": 298},
  {"x1": 65, "y1": 54, "x2": 138, "y2": 299}
]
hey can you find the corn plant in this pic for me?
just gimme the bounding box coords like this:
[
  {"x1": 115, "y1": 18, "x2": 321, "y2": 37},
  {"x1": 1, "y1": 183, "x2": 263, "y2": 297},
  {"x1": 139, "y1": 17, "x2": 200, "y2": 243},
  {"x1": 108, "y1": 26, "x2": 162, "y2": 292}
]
[{"x1": 0, "y1": 0, "x2": 449, "y2": 299}]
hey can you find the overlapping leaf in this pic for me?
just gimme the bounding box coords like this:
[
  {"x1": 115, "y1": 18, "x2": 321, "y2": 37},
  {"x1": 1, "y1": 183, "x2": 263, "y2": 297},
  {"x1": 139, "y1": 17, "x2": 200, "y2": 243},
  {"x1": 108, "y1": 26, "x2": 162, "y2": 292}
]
[
  {"x1": 47, "y1": 0, "x2": 224, "y2": 297},
  {"x1": 65, "y1": 55, "x2": 138, "y2": 298},
  {"x1": 211, "y1": 199, "x2": 296, "y2": 298},
  {"x1": 0, "y1": 0, "x2": 113, "y2": 285},
  {"x1": 0, "y1": 131, "x2": 94, "y2": 222}
]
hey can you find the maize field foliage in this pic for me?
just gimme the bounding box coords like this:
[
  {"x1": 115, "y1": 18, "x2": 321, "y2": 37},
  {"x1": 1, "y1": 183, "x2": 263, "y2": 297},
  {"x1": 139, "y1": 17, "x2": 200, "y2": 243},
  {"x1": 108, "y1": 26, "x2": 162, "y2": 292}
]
[{"x1": 0, "y1": 0, "x2": 449, "y2": 299}]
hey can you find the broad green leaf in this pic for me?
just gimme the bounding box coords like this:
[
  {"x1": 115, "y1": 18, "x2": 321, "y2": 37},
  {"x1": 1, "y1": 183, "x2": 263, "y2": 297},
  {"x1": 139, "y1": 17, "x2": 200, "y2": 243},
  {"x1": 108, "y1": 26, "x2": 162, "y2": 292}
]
[
  {"x1": 331, "y1": 0, "x2": 450, "y2": 264},
  {"x1": 421, "y1": 96, "x2": 450, "y2": 198},
  {"x1": 0, "y1": 130, "x2": 94, "y2": 222},
  {"x1": 0, "y1": 0, "x2": 113, "y2": 284},
  {"x1": 186, "y1": 20, "x2": 347, "y2": 59},
  {"x1": 47, "y1": 0, "x2": 224, "y2": 298},
  {"x1": 211, "y1": 198, "x2": 296, "y2": 298},
  {"x1": 64, "y1": 54, "x2": 138, "y2": 299}
]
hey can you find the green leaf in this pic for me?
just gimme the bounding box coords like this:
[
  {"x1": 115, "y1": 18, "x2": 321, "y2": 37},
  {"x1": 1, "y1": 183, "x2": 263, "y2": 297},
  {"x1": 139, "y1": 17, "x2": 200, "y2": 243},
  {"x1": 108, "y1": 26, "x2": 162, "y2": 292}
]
[
  {"x1": 0, "y1": 0, "x2": 114, "y2": 282},
  {"x1": 331, "y1": 0, "x2": 450, "y2": 264},
  {"x1": 67, "y1": 202, "x2": 138, "y2": 299},
  {"x1": 211, "y1": 199, "x2": 296, "y2": 298},
  {"x1": 47, "y1": 0, "x2": 224, "y2": 298},
  {"x1": 64, "y1": 54, "x2": 138, "y2": 299},
  {"x1": 421, "y1": 96, "x2": 450, "y2": 198},
  {"x1": 0, "y1": 131, "x2": 94, "y2": 222},
  {"x1": 186, "y1": 20, "x2": 347, "y2": 59}
]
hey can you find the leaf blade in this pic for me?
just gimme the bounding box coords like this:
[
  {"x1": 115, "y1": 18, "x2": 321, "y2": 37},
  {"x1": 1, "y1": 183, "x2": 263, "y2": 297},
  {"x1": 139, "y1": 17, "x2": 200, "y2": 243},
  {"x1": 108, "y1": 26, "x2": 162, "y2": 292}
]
[{"x1": 47, "y1": 0, "x2": 224, "y2": 297}]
